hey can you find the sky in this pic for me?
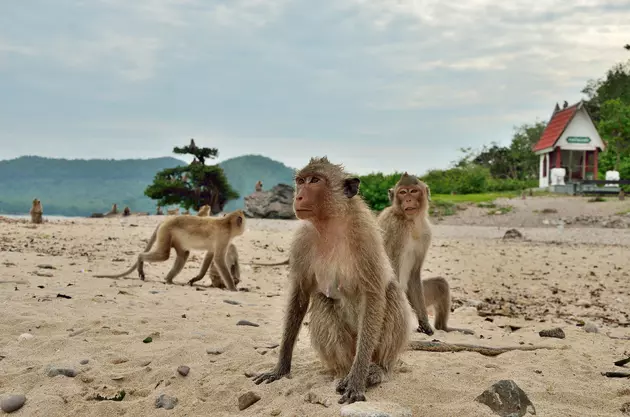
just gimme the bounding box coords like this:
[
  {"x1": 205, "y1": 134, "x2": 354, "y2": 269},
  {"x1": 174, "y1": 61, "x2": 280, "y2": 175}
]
[{"x1": 1, "y1": 0, "x2": 630, "y2": 175}]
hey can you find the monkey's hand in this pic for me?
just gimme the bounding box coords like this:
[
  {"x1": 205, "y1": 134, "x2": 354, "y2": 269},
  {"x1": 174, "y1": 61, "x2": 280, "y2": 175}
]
[
  {"x1": 252, "y1": 367, "x2": 289, "y2": 385},
  {"x1": 417, "y1": 322, "x2": 434, "y2": 336},
  {"x1": 336, "y1": 376, "x2": 366, "y2": 404}
]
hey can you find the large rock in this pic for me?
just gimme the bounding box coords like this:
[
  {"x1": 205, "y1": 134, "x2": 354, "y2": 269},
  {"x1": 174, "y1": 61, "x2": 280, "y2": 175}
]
[
  {"x1": 244, "y1": 184, "x2": 296, "y2": 219},
  {"x1": 475, "y1": 380, "x2": 536, "y2": 417}
]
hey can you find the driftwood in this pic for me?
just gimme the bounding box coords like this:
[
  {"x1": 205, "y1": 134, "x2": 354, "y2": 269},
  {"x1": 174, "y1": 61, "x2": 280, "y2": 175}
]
[
  {"x1": 409, "y1": 340, "x2": 563, "y2": 357},
  {"x1": 614, "y1": 357, "x2": 630, "y2": 367},
  {"x1": 248, "y1": 259, "x2": 290, "y2": 266}
]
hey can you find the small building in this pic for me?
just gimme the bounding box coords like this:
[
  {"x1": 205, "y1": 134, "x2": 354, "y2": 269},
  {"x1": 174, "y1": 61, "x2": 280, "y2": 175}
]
[{"x1": 532, "y1": 100, "x2": 606, "y2": 191}]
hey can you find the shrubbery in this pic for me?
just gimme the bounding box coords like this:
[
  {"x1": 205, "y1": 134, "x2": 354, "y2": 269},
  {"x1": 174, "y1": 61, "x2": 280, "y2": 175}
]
[{"x1": 358, "y1": 165, "x2": 537, "y2": 212}]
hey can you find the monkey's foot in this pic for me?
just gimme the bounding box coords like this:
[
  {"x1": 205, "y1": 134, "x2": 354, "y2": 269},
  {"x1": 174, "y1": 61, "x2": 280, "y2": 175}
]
[
  {"x1": 366, "y1": 363, "x2": 385, "y2": 387},
  {"x1": 337, "y1": 377, "x2": 367, "y2": 404},
  {"x1": 187, "y1": 277, "x2": 202, "y2": 286},
  {"x1": 417, "y1": 322, "x2": 434, "y2": 336},
  {"x1": 252, "y1": 369, "x2": 288, "y2": 385}
]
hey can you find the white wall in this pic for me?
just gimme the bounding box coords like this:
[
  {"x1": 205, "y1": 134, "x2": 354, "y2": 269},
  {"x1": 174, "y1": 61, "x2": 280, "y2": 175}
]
[
  {"x1": 556, "y1": 108, "x2": 605, "y2": 151},
  {"x1": 539, "y1": 153, "x2": 550, "y2": 188}
]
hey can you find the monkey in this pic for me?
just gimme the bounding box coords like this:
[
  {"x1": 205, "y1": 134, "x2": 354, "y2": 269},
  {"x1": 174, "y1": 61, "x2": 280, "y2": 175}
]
[
  {"x1": 182, "y1": 209, "x2": 190, "y2": 215},
  {"x1": 255, "y1": 180, "x2": 263, "y2": 192},
  {"x1": 166, "y1": 207, "x2": 180, "y2": 216},
  {"x1": 378, "y1": 173, "x2": 473, "y2": 336},
  {"x1": 184, "y1": 242, "x2": 242, "y2": 288},
  {"x1": 197, "y1": 205, "x2": 210, "y2": 216},
  {"x1": 251, "y1": 157, "x2": 413, "y2": 404},
  {"x1": 156, "y1": 206, "x2": 164, "y2": 215},
  {"x1": 29, "y1": 198, "x2": 43, "y2": 224},
  {"x1": 123, "y1": 206, "x2": 131, "y2": 216},
  {"x1": 104, "y1": 204, "x2": 118, "y2": 217},
  {"x1": 93, "y1": 209, "x2": 246, "y2": 289}
]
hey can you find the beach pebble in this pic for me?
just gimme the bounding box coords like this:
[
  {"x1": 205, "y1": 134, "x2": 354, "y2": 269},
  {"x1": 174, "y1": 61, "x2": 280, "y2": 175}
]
[
  {"x1": 177, "y1": 365, "x2": 190, "y2": 376},
  {"x1": 224, "y1": 299, "x2": 241, "y2": 305},
  {"x1": 236, "y1": 320, "x2": 259, "y2": 327},
  {"x1": 539, "y1": 327, "x2": 565, "y2": 339},
  {"x1": 206, "y1": 347, "x2": 225, "y2": 355},
  {"x1": 576, "y1": 299, "x2": 591, "y2": 307},
  {"x1": 80, "y1": 359, "x2": 89, "y2": 365},
  {"x1": 37, "y1": 264, "x2": 56, "y2": 269},
  {"x1": 583, "y1": 322, "x2": 599, "y2": 333},
  {"x1": 155, "y1": 394, "x2": 178, "y2": 410},
  {"x1": 238, "y1": 391, "x2": 261, "y2": 410},
  {"x1": 18, "y1": 333, "x2": 34, "y2": 341},
  {"x1": 475, "y1": 379, "x2": 536, "y2": 417},
  {"x1": 0, "y1": 394, "x2": 26, "y2": 413},
  {"x1": 47, "y1": 367, "x2": 77, "y2": 377},
  {"x1": 270, "y1": 409, "x2": 281, "y2": 416},
  {"x1": 340, "y1": 401, "x2": 412, "y2": 417}
]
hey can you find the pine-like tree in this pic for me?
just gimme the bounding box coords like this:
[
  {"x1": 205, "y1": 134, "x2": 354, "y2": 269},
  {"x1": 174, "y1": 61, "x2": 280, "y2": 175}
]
[{"x1": 144, "y1": 139, "x2": 239, "y2": 214}]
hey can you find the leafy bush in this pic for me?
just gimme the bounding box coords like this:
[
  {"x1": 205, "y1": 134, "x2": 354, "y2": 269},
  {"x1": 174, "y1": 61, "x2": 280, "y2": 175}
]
[
  {"x1": 358, "y1": 172, "x2": 403, "y2": 212},
  {"x1": 420, "y1": 165, "x2": 490, "y2": 194}
]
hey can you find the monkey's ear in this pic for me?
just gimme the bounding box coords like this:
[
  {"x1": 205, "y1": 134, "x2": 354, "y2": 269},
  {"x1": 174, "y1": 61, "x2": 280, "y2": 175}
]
[
  {"x1": 236, "y1": 216, "x2": 243, "y2": 226},
  {"x1": 387, "y1": 188, "x2": 394, "y2": 202},
  {"x1": 343, "y1": 177, "x2": 361, "y2": 198},
  {"x1": 426, "y1": 186, "x2": 431, "y2": 201}
]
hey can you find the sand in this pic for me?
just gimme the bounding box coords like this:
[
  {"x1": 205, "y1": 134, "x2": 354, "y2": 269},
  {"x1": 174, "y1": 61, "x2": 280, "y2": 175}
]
[{"x1": 1, "y1": 203, "x2": 630, "y2": 416}]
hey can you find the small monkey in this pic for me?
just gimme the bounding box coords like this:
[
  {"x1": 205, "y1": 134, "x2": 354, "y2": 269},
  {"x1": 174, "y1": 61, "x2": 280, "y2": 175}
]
[
  {"x1": 104, "y1": 203, "x2": 118, "y2": 217},
  {"x1": 379, "y1": 173, "x2": 472, "y2": 335},
  {"x1": 186, "y1": 243, "x2": 242, "y2": 288},
  {"x1": 30, "y1": 198, "x2": 43, "y2": 224},
  {"x1": 197, "y1": 205, "x2": 211, "y2": 216},
  {"x1": 166, "y1": 207, "x2": 180, "y2": 216},
  {"x1": 123, "y1": 206, "x2": 131, "y2": 216},
  {"x1": 94, "y1": 210, "x2": 246, "y2": 289},
  {"x1": 255, "y1": 180, "x2": 263, "y2": 192},
  {"x1": 252, "y1": 157, "x2": 413, "y2": 404},
  {"x1": 156, "y1": 206, "x2": 164, "y2": 215}
]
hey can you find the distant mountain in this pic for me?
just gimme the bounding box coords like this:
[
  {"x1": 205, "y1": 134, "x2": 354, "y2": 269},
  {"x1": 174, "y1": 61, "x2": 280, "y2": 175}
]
[{"x1": 0, "y1": 154, "x2": 295, "y2": 217}]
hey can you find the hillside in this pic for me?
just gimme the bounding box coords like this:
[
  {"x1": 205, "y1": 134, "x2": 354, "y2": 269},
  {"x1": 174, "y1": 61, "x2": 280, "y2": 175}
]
[{"x1": 0, "y1": 155, "x2": 295, "y2": 217}]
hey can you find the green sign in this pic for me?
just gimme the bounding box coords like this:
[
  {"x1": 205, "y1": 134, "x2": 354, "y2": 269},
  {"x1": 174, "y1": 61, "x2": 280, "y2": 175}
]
[{"x1": 566, "y1": 136, "x2": 591, "y2": 144}]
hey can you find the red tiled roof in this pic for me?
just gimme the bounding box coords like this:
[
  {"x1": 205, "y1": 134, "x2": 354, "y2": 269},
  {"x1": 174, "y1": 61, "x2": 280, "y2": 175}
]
[{"x1": 532, "y1": 102, "x2": 580, "y2": 152}]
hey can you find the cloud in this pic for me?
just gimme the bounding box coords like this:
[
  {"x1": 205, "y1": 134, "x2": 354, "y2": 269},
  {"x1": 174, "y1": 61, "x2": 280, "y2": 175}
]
[{"x1": 1, "y1": 0, "x2": 630, "y2": 174}]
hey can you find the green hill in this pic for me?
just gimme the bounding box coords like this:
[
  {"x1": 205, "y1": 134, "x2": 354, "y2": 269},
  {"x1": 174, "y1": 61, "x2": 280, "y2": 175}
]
[{"x1": 0, "y1": 154, "x2": 296, "y2": 217}]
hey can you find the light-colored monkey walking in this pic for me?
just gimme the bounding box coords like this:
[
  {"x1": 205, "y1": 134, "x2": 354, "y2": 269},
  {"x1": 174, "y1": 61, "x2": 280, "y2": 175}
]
[
  {"x1": 378, "y1": 173, "x2": 473, "y2": 335},
  {"x1": 94, "y1": 209, "x2": 245, "y2": 290},
  {"x1": 252, "y1": 157, "x2": 413, "y2": 405}
]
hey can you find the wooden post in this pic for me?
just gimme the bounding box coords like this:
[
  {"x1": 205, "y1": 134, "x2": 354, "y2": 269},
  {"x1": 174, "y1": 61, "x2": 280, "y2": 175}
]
[
  {"x1": 593, "y1": 149, "x2": 598, "y2": 180},
  {"x1": 555, "y1": 148, "x2": 561, "y2": 168},
  {"x1": 582, "y1": 151, "x2": 586, "y2": 179}
]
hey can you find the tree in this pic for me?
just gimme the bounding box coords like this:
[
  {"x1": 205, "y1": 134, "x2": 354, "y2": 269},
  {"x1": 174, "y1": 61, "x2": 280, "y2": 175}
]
[
  {"x1": 144, "y1": 139, "x2": 239, "y2": 214},
  {"x1": 597, "y1": 99, "x2": 630, "y2": 171},
  {"x1": 509, "y1": 121, "x2": 547, "y2": 180},
  {"x1": 582, "y1": 59, "x2": 630, "y2": 122}
]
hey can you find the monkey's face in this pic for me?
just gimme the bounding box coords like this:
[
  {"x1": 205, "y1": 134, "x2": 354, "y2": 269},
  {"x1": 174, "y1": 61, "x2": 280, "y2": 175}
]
[
  {"x1": 396, "y1": 185, "x2": 428, "y2": 217},
  {"x1": 294, "y1": 174, "x2": 326, "y2": 220}
]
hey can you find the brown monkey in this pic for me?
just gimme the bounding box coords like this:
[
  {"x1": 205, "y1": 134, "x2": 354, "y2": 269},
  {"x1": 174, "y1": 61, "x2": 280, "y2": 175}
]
[
  {"x1": 30, "y1": 198, "x2": 43, "y2": 224},
  {"x1": 123, "y1": 206, "x2": 131, "y2": 216},
  {"x1": 252, "y1": 157, "x2": 413, "y2": 404},
  {"x1": 156, "y1": 206, "x2": 164, "y2": 215},
  {"x1": 186, "y1": 243, "x2": 241, "y2": 288},
  {"x1": 93, "y1": 209, "x2": 246, "y2": 289},
  {"x1": 197, "y1": 205, "x2": 210, "y2": 216},
  {"x1": 379, "y1": 173, "x2": 472, "y2": 335},
  {"x1": 166, "y1": 207, "x2": 180, "y2": 215},
  {"x1": 104, "y1": 203, "x2": 118, "y2": 217},
  {"x1": 255, "y1": 180, "x2": 263, "y2": 192}
]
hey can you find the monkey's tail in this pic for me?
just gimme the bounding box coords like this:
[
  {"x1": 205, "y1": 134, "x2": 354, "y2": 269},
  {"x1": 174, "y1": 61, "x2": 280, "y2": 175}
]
[{"x1": 93, "y1": 260, "x2": 139, "y2": 279}]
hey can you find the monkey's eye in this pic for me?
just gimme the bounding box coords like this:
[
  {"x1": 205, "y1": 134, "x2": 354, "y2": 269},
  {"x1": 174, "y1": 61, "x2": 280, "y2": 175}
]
[
  {"x1": 296, "y1": 178, "x2": 305, "y2": 185},
  {"x1": 410, "y1": 189, "x2": 419, "y2": 194},
  {"x1": 310, "y1": 177, "x2": 320, "y2": 184},
  {"x1": 399, "y1": 190, "x2": 407, "y2": 195}
]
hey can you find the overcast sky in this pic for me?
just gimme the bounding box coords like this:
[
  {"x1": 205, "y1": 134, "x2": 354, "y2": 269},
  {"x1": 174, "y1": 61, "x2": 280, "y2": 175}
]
[{"x1": 1, "y1": 1, "x2": 629, "y2": 175}]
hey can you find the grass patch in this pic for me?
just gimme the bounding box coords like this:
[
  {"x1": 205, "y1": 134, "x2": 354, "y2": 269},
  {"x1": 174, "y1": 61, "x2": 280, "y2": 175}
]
[
  {"x1": 587, "y1": 196, "x2": 607, "y2": 203},
  {"x1": 616, "y1": 209, "x2": 630, "y2": 215},
  {"x1": 487, "y1": 206, "x2": 513, "y2": 215},
  {"x1": 429, "y1": 200, "x2": 457, "y2": 217},
  {"x1": 432, "y1": 190, "x2": 550, "y2": 204}
]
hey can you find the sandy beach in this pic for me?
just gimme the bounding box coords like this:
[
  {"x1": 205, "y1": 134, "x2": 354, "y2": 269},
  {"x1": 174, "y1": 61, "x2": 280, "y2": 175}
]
[{"x1": 1, "y1": 198, "x2": 630, "y2": 416}]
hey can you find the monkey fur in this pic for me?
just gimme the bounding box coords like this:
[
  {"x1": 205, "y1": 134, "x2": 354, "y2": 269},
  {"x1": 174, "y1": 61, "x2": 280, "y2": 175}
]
[
  {"x1": 252, "y1": 157, "x2": 413, "y2": 404},
  {"x1": 94, "y1": 209, "x2": 245, "y2": 290}
]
